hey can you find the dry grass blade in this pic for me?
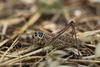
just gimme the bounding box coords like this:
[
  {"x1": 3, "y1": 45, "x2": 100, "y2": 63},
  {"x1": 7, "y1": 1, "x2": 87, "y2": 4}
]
[
  {"x1": 69, "y1": 59, "x2": 100, "y2": 63},
  {"x1": 0, "y1": 46, "x2": 51, "y2": 66},
  {"x1": 79, "y1": 30, "x2": 100, "y2": 42},
  {"x1": 1, "y1": 0, "x2": 100, "y2": 66},
  {"x1": 0, "y1": 8, "x2": 44, "y2": 63},
  {"x1": 95, "y1": 41, "x2": 100, "y2": 59},
  {"x1": 0, "y1": 34, "x2": 17, "y2": 47},
  {"x1": 11, "y1": 44, "x2": 39, "y2": 55}
]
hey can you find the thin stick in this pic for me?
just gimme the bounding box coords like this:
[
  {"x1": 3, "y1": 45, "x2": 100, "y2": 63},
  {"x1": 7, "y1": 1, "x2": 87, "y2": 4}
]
[
  {"x1": 1, "y1": 23, "x2": 8, "y2": 40},
  {"x1": 0, "y1": 8, "x2": 43, "y2": 63},
  {"x1": 0, "y1": 46, "x2": 51, "y2": 66},
  {"x1": 69, "y1": 59, "x2": 100, "y2": 63}
]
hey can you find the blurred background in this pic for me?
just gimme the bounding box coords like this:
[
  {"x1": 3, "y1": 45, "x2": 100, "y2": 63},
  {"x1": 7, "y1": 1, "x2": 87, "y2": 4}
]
[
  {"x1": 0, "y1": 0, "x2": 100, "y2": 67},
  {"x1": 0, "y1": 0, "x2": 100, "y2": 34}
]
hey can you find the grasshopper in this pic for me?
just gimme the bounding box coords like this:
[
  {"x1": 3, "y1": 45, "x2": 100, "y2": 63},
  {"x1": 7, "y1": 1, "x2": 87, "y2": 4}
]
[
  {"x1": 0, "y1": 9, "x2": 84, "y2": 66},
  {"x1": 31, "y1": 21, "x2": 84, "y2": 48}
]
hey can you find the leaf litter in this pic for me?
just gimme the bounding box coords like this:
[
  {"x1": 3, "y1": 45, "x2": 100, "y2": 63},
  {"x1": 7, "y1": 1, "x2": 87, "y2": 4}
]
[{"x1": 0, "y1": 0, "x2": 100, "y2": 67}]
